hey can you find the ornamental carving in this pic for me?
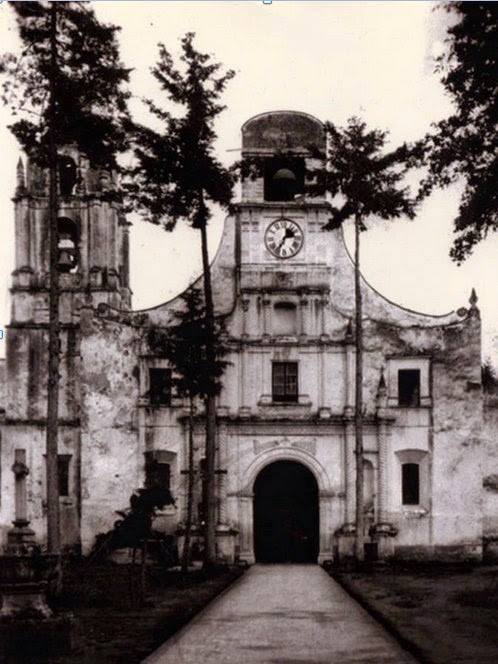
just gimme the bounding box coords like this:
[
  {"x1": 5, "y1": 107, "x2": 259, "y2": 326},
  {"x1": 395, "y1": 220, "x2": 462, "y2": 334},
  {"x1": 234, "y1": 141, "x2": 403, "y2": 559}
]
[{"x1": 253, "y1": 438, "x2": 317, "y2": 455}]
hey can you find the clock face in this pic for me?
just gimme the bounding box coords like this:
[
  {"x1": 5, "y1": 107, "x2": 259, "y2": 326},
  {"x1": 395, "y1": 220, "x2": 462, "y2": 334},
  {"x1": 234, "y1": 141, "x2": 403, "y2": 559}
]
[{"x1": 265, "y1": 218, "x2": 304, "y2": 259}]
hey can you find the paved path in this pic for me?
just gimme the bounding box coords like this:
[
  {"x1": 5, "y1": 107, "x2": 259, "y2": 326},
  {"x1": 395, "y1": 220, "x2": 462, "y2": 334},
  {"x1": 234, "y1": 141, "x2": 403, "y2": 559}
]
[{"x1": 145, "y1": 564, "x2": 417, "y2": 663}]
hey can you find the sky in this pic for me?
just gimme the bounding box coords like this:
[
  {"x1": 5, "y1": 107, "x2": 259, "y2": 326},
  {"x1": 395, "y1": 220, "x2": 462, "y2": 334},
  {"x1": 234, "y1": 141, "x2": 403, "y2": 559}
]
[{"x1": 0, "y1": 0, "x2": 496, "y2": 363}]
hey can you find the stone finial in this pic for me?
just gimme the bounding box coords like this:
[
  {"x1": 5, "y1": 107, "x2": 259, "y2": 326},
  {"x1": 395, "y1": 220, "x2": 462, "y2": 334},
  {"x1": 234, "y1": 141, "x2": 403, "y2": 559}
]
[
  {"x1": 468, "y1": 288, "x2": 480, "y2": 319},
  {"x1": 16, "y1": 157, "x2": 25, "y2": 194},
  {"x1": 376, "y1": 368, "x2": 387, "y2": 409}
]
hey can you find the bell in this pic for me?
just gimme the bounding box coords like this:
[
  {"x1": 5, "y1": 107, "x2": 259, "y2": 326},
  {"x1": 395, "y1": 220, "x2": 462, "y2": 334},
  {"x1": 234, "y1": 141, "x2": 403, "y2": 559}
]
[
  {"x1": 272, "y1": 167, "x2": 298, "y2": 201},
  {"x1": 273, "y1": 167, "x2": 297, "y2": 182},
  {"x1": 57, "y1": 248, "x2": 75, "y2": 273}
]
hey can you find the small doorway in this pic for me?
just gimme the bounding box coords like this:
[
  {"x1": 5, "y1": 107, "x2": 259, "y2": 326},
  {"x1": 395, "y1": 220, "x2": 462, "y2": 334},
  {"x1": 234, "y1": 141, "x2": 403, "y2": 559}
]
[{"x1": 254, "y1": 460, "x2": 319, "y2": 563}]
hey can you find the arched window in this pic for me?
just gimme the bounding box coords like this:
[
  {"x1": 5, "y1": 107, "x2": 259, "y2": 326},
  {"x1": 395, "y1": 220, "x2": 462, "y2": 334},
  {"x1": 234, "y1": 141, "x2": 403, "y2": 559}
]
[
  {"x1": 58, "y1": 156, "x2": 77, "y2": 197},
  {"x1": 273, "y1": 302, "x2": 297, "y2": 336},
  {"x1": 402, "y1": 463, "x2": 420, "y2": 505},
  {"x1": 57, "y1": 217, "x2": 79, "y2": 273},
  {"x1": 396, "y1": 449, "x2": 428, "y2": 510}
]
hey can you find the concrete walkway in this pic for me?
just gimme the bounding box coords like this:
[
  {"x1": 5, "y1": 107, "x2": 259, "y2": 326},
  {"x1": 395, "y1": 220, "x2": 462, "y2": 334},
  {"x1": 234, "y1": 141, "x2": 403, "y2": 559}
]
[{"x1": 145, "y1": 564, "x2": 417, "y2": 664}]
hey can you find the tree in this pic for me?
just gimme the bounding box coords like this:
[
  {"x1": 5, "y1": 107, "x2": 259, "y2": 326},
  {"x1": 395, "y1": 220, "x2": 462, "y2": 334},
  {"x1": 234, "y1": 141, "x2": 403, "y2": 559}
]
[
  {"x1": 482, "y1": 359, "x2": 498, "y2": 395},
  {"x1": 1, "y1": 1, "x2": 131, "y2": 555},
  {"x1": 423, "y1": 2, "x2": 498, "y2": 262},
  {"x1": 148, "y1": 288, "x2": 228, "y2": 573},
  {"x1": 312, "y1": 118, "x2": 417, "y2": 561},
  {"x1": 127, "y1": 33, "x2": 235, "y2": 567},
  {"x1": 1, "y1": 1, "x2": 131, "y2": 168}
]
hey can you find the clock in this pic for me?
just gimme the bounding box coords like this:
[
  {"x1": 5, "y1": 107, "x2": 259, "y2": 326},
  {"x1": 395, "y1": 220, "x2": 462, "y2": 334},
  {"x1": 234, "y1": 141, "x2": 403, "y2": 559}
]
[{"x1": 265, "y1": 218, "x2": 304, "y2": 259}]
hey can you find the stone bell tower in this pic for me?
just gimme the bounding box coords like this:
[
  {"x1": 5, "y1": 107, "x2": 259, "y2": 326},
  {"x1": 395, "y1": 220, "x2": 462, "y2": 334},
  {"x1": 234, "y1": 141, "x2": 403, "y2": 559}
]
[
  {"x1": 0, "y1": 147, "x2": 132, "y2": 550},
  {"x1": 11, "y1": 145, "x2": 131, "y2": 322}
]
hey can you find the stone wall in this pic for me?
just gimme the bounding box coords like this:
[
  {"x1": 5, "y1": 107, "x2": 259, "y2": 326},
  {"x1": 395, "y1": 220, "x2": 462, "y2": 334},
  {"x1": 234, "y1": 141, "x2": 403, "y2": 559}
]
[
  {"x1": 79, "y1": 307, "x2": 141, "y2": 552},
  {"x1": 483, "y1": 394, "x2": 498, "y2": 559}
]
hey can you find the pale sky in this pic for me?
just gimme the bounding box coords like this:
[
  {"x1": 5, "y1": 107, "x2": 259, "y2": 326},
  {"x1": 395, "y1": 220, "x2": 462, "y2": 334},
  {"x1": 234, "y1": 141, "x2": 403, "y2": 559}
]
[{"x1": 0, "y1": 1, "x2": 497, "y2": 363}]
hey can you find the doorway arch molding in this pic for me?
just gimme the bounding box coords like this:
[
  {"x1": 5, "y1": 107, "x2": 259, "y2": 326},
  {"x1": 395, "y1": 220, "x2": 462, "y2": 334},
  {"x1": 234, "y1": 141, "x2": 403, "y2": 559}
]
[
  {"x1": 242, "y1": 446, "x2": 332, "y2": 495},
  {"x1": 237, "y1": 447, "x2": 334, "y2": 564}
]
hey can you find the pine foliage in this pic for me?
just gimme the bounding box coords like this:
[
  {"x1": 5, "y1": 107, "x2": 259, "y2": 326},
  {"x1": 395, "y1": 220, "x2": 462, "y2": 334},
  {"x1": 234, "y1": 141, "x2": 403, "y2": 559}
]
[
  {"x1": 0, "y1": 1, "x2": 131, "y2": 167},
  {"x1": 312, "y1": 117, "x2": 418, "y2": 228},
  {"x1": 424, "y1": 2, "x2": 498, "y2": 262},
  {"x1": 147, "y1": 288, "x2": 229, "y2": 401},
  {"x1": 126, "y1": 32, "x2": 235, "y2": 227}
]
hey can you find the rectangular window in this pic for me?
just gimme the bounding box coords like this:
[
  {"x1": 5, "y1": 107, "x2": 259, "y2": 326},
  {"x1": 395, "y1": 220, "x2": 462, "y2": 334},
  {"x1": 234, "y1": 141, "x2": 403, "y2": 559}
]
[
  {"x1": 398, "y1": 369, "x2": 421, "y2": 407},
  {"x1": 272, "y1": 362, "x2": 298, "y2": 403},
  {"x1": 402, "y1": 463, "x2": 420, "y2": 505},
  {"x1": 57, "y1": 454, "x2": 71, "y2": 497},
  {"x1": 145, "y1": 455, "x2": 171, "y2": 490},
  {"x1": 149, "y1": 368, "x2": 172, "y2": 406}
]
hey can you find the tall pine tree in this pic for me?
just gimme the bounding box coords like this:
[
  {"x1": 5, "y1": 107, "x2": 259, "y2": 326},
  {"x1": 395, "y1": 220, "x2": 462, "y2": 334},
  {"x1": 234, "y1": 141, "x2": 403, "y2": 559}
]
[
  {"x1": 127, "y1": 33, "x2": 235, "y2": 567},
  {"x1": 148, "y1": 288, "x2": 228, "y2": 573},
  {"x1": 423, "y1": 2, "x2": 498, "y2": 262},
  {"x1": 1, "y1": 1, "x2": 131, "y2": 554},
  {"x1": 312, "y1": 118, "x2": 417, "y2": 561},
  {"x1": 1, "y1": 1, "x2": 131, "y2": 168}
]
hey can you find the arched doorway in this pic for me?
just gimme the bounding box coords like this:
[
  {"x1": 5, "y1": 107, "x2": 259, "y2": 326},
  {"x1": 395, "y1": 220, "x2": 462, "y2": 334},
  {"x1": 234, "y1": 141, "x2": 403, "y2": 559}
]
[{"x1": 254, "y1": 460, "x2": 319, "y2": 563}]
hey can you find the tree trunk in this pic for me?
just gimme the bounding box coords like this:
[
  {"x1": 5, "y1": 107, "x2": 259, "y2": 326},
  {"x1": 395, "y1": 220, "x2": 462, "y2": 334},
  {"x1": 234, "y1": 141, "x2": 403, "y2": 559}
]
[
  {"x1": 46, "y1": 0, "x2": 61, "y2": 556},
  {"x1": 354, "y1": 211, "x2": 364, "y2": 562},
  {"x1": 198, "y1": 196, "x2": 217, "y2": 568},
  {"x1": 181, "y1": 395, "x2": 195, "y2": 574}
]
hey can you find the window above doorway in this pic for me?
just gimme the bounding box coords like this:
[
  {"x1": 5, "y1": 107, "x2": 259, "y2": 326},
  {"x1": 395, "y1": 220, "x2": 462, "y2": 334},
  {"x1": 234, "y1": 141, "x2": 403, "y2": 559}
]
[{"x1": 272, "y1": 361, "x2": 298, "y2": 403}]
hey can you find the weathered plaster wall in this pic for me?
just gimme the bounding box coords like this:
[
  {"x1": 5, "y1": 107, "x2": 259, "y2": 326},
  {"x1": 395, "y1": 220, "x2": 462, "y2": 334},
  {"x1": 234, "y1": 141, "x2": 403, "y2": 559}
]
[
  {"x1": 79, "y1": 308, "x2": 141, "y2": 552},
  {"x1": 483, "y1": 396, "x2": 498, "y2": 540},
  {"x1": 0, "y1": 358, "x2": 5, "y2": 412}
]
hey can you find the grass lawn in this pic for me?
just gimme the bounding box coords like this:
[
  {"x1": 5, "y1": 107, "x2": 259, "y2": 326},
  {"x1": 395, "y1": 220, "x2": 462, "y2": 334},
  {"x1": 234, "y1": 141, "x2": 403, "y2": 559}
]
[
  {"x1": 26, "y1": 562, "x2": 244, "y2": 664},
  {"x1": 331, "y1": 563, "x2": 498, "y2": 664}
]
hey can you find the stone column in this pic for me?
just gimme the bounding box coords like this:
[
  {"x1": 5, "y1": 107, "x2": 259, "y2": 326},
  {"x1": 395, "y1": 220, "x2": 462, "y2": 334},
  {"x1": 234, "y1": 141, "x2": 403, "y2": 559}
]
[
  {"x1": 344, "y1": 420, "x2": 356, "y2": 526},
  {"x1": 320, "y1": 296, "x2": 330, "y2": 340},
  {"x1": 15, "y1": 204, "x2": 30, "y2": 271},
  {"x1": 377, "y1": 418, "x2": 389, "y2": 523},
  {"x1": 299, "y1": 295, "x2": 308, "y2": 339},
  {"x1": 372, "y1": 373, "x2": 397, "y2": 558},
  {"x1": 217, "y1": 420, "x2": 228, "y2": 525},
  {"x1": 262, "y1": 294, "x2": 271, "y2": 338},
  {"x1": 238, "y1": 494, "x2": 255, "y2": 564},
  {"x1": 318, "y1": 493, "x2": 334, "y2": 564},
  {"x1": 241, "y1": 297, "x2": 250, "y2": 338},
  {"x1": 8, "y1": 449, "x2": 35, "y2": 545},
  {"x1": 344, "y1": 322, "x2": 355, "y2": 415}
]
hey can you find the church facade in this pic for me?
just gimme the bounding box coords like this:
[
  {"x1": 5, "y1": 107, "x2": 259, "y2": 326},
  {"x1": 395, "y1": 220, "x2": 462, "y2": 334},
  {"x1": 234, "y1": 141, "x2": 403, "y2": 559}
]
[{"x1": 0, "y1": 111, "x2": 496, "y2": 563}]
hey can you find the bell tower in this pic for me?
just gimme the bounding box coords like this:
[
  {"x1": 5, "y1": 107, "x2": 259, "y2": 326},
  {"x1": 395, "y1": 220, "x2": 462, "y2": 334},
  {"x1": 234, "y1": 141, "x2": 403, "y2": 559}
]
[
  {"x1": 11, "y1": 145, "x2": 131, "y2": 325},
  {"x1": 2, "y1": 147, "x2": 132, "y2": 550}
]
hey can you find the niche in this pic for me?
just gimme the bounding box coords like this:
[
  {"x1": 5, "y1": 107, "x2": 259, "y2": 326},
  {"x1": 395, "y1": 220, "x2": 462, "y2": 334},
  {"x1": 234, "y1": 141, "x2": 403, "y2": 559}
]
[{"x1": 273, "y1": 302, "x2": 297, "y2": 336}]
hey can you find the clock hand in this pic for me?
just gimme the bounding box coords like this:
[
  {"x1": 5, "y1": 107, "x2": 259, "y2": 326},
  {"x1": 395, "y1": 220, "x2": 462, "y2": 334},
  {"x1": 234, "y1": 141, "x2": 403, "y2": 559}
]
[{"x1": 277, "y1": 228, "x2": 295, "y2": 250}]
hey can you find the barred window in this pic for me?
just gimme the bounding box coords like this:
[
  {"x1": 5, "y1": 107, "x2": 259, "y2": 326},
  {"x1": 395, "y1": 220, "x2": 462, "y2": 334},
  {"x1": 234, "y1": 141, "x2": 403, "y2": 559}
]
[{"x1": 272, "y1": 362, "x2": 298, "y2": 403}]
